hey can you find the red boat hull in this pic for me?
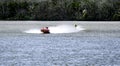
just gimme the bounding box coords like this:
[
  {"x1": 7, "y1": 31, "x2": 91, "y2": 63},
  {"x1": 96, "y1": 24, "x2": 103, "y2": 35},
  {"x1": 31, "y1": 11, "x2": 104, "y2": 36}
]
[{"x1": 41, "y1": 28, "x2": 50, "y2": 34}]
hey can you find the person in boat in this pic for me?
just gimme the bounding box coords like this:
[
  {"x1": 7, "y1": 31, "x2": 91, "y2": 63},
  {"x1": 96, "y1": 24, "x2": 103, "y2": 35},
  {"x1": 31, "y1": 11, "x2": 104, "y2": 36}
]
[
  {"x1": 74, "y1": 24, "x2": 77, "y2": 27},
  {"x1": 46, "y1": 27, "x2": 49, "y2": 29},
  {"x1": 41, "y1": 27, "x2": 50, "y2": 34}
]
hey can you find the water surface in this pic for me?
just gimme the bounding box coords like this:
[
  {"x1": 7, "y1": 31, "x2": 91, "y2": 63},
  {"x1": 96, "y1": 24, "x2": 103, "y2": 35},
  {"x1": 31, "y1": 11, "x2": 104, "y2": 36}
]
[{"x1": 0, "y1": 21, "x2": 120, "y2": 66}]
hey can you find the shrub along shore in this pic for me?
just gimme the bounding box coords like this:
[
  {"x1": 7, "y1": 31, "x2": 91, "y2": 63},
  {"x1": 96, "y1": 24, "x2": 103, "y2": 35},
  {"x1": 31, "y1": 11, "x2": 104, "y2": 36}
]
[{"x1": 0, "y1": 0, "x2": 119, "y2": 20}]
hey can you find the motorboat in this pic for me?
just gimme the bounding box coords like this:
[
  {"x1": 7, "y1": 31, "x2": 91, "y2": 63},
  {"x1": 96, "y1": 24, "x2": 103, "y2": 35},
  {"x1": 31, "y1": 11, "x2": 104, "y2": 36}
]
[{"x1": 41, "y1": 27, "x2": 50, "y2": 34}]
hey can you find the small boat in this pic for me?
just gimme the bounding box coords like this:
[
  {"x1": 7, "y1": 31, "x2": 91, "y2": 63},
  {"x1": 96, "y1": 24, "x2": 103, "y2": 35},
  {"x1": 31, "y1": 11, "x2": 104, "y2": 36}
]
[{"x1": 41, "y1": 27, "x2": 50, "y2": 34}]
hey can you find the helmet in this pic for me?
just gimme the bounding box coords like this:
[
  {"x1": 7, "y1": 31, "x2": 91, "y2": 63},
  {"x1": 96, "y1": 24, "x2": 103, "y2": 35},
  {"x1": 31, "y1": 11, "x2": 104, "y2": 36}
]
[
  {"x1": 46, "y1": 27, "x2": 48, "y2": 29},
  {"x1": 74, "y1": 24, "x2": 77, "y2": 27}
]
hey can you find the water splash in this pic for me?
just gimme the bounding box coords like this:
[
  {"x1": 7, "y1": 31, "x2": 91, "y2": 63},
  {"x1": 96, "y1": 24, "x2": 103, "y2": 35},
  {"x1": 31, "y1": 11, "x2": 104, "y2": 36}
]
[
  {"x1": 24, "y1": 25, "x2": 84, "y2": 34},
  {"x1": 24, "y1": 29, "x2": 42, "y2": 34},
  {"x1": 49, "y1": 25, "x2": 84, "y2": 33}
]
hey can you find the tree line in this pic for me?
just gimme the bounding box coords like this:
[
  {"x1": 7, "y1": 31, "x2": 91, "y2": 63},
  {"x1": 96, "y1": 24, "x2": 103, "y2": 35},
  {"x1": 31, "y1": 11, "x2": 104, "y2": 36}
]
[{"x1": 0, "y1": 0, "x2": 119, "y2": 20}]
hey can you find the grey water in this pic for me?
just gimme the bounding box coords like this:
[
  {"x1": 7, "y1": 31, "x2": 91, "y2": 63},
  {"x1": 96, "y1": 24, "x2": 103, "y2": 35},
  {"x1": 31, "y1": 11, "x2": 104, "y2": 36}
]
[{"x1": 0, "y1": 21, "x2": 120, "y2": 66}]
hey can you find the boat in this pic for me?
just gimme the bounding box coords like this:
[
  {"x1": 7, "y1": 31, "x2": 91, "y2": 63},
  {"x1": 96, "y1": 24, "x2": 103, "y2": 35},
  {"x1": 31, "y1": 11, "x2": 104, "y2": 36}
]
[{"x1": 41, "y1": 27, "x2": 50, "y2": 34}]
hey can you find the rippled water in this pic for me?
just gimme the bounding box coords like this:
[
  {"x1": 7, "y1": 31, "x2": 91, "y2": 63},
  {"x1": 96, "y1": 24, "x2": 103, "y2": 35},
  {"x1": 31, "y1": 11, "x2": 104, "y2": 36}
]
[{"x1": 0, "y1": 21, "x2": 120, "y2": 66}]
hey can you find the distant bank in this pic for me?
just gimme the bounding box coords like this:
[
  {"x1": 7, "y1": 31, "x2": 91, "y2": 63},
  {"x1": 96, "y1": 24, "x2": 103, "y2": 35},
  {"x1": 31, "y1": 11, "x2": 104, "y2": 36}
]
[{"x1": 0, "y1": 0, "x2": 119, "y2": 21}]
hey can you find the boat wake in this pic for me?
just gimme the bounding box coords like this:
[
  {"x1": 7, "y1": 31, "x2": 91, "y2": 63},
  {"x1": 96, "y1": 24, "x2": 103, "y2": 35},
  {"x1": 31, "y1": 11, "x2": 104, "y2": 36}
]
[
  {"x1": 24, "y1": 25, "x2": 84, "y2": 34},
  {"x1": 24, "y1": 29, "x2": 42, "y2": 34},
  {"x1": 49, "y1": 25, "x2": 84, "y2": 33}
]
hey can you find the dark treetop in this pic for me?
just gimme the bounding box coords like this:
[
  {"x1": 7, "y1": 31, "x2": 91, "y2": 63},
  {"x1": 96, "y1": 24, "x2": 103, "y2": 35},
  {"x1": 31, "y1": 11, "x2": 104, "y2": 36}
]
[{"x1": 0, "y1": 0, "x2": 119, "y2": 21}]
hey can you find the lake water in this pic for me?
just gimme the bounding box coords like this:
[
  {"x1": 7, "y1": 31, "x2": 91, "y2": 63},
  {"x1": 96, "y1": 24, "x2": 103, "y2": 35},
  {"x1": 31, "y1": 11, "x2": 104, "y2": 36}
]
[{"x1": 0, "y1": 21, "x2": 120, "y2": 66}]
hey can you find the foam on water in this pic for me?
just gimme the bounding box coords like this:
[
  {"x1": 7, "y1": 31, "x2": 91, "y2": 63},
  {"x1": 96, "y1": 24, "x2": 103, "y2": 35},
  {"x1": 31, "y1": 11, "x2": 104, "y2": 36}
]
[
  {"x1": 24, "y1": 25, "x2": 84, "y2": 34},
  {"x1": 24, "y1": 29, "x2": 42, "y2": 34},
  {"x1": 49, "y1": 25, "x2": 84, "y2": 33}
]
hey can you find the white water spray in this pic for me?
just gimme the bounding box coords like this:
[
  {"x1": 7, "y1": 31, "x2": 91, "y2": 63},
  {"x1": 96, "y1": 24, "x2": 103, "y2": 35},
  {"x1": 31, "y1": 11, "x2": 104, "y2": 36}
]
[
  {"x1": 49, "y1": 25, "x2": 84, "y2": 33},
  {"x1": 24, "y1": 25, "x2": 84, "y2": 34},
  {"x1": 24, "y1": 29, "x2": 42, "y2": 34}
]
